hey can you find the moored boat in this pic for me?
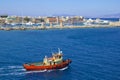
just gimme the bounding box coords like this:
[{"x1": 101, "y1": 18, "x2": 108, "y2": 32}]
[{"x1": 23, "y1": 49, "x2": 72, "y2": 71}]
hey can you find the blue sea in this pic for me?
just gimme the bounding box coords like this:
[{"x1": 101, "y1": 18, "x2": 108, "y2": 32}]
[{"x1": 0, "y1": 27, "x2": 120, "y2": 80}]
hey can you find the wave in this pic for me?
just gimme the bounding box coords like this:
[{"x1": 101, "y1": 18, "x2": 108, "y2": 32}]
[
  {"x1": 0, "y1": 68, "x2": 4, "y2": 70},
  {"x1": 0, "y1": 65, "x2": 26, "y2": 76},
  {"x1": 0, "y1": 66, "x2": 24, "y2": 71},
  {"x1": 59, "y1": 66, "x2": 68, "y2": 71},
  {"x1": 0, "y1": 65, "x2": 69, "y2": 76},
  {"x1": 25, "y1": 69, "x2": 47, "y2": 74},
  {"x1": 7, "y1": 66, "x2": 23, "y2": 69},
  {"x1": 24, "y1": 67, "x2": 68, "y2": 74},
  {"x1": 0, "y1": 69, "x2": 48, "y2": 76}
]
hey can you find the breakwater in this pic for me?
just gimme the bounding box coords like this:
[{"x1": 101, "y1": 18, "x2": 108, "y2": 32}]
[{"x1": 0, "y1": 25, "x2": 119, "y2": 31}]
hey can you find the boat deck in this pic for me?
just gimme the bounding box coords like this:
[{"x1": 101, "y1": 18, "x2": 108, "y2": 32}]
[{"x1": 28, "y1": 62, "x2": 43, "y2": 66}]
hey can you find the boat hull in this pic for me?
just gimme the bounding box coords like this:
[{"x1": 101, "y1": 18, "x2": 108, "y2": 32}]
[{"x1": 23, "y1": 59, "x2": 71, "y2": 71}]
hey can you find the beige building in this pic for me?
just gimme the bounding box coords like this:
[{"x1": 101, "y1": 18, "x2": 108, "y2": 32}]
[
  {"x1": 109, "y1": 21, "x2": 120, "y2": 26},
  {"x1": 46, "y1": 17, "x2": 58, "y2": 23}
]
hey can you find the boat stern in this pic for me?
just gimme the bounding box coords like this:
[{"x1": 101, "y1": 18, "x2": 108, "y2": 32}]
[{"x1": 67, "y1": 59, "x2": 72, "y2": 64}]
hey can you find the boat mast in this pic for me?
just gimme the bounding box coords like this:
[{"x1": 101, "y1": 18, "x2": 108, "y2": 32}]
[{"x1": 58, "y1": 48, "x2": 62, "y2": 54}]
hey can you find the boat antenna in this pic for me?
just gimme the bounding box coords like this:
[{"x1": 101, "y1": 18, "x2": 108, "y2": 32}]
[{"x1": 58, "y1": 48, "x2": 62, "y2": 54}]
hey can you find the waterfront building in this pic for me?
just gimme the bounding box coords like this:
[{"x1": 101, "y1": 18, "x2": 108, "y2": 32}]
[
  {"x1": 32, "y1": 18, "x2": 44, "y2": 23},
  {"x1": 46, "y1": 17, "x2": 57, "y2": 23},
  {"x1": 0, "y1": 15, "x2": 8, "y2": 24},
  {"x1": 56, "y1": 16, "x2": 59, "y2": 24},
  {"x1": 66, "y1": 16, "x2": 70, "y2": 20},
  {"x1": 41, "y1": 22, "x2": 46, "y2": 28},
  {"x1": 50, "y1": 22, "x2": 53, "y2": 28},
  {"x1": 6, "y1": 16, "x2": 22, "y2": 24},
  {"x1": 109, "y1": 21, "x2": 120, "y2": 26},
  {"x1": 61, "y1": 16, "x2": 66, "y2": 22},
  {"x1": 0, "y1": 18, "x2": 6, "y2": 24},
  {"x1": 60, "y1": 20, "x2": 64, "y2": 28}
]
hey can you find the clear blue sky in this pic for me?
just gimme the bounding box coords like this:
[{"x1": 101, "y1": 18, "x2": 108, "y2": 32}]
[{"x1": 0, "y1": 0, "x2": 120, "y2": 17}]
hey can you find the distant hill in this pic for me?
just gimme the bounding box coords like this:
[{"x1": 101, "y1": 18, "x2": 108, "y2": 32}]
[{"x1": 101, "y1": 13, "x2": 120, "y2": 18}]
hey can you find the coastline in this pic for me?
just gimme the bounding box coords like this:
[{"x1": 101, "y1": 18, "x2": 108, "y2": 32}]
[{"x1": 0, "y1": 25, "x2": 119, "y2": 31}]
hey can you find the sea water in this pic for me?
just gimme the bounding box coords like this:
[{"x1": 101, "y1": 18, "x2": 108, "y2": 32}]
[{"x1": 0, "y1": 27, "x2": 120, "y2": 80}]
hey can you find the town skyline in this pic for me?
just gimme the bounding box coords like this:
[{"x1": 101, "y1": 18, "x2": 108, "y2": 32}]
[{"x1": 0, "y1": 0, "x2": 120, "y2": 17}]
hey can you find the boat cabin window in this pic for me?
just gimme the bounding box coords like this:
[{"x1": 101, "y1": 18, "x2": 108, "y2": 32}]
[{"x1": 59, "y1": 56, "x2": 61, "y2": 58}]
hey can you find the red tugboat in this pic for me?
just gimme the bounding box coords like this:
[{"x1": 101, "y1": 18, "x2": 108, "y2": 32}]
[{"x1": 23, "y1": 49, "x2": 72, "y2": 71}]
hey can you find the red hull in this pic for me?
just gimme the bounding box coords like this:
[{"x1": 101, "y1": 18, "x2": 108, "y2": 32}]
[{"x1": 23, "y1": 59, "x2": 71, "y2": 71}]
